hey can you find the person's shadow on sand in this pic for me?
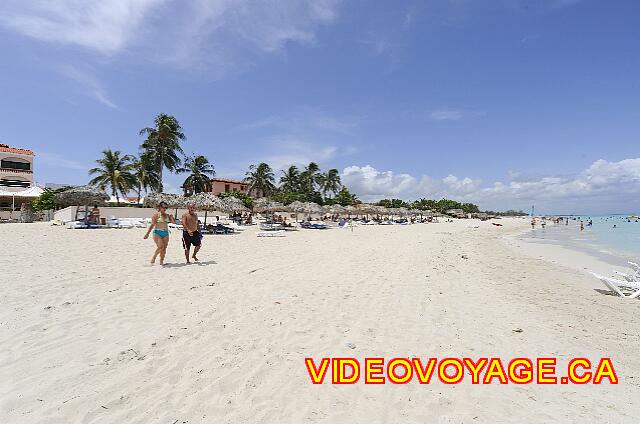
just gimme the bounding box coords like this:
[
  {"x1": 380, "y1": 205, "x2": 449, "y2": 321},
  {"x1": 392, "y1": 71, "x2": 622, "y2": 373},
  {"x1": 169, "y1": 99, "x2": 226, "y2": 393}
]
[{"x1": 163, "y1": 260, "x2": 217, "y2": 268}]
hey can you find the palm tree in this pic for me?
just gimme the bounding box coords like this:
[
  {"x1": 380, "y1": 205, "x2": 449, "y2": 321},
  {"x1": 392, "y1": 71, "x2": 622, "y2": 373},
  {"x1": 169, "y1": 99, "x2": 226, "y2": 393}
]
[
  {"x1": 244, "y1": 162, "x2": 276, "y2": 197},
  {"x1": 280, "y1": 165, "x2": 301, "y2": 191},
  {"x1": 88, "y1": 149, "x2": 137, "y2": 205},
  {"x1": 139, "y1": 113, "x2": 186, "y2": 192},
  {"x1": 321, "y1": 168, "x2": 342, "y2": 198},
  {"x1": 177, "y1": 154, "x2": 215, "y2": 195},
  {"x1": 131, "y1": 153, "x2": 161, "y2": 204},
  {"x1": 301, "y1": 162, "x2": 321, "y2": 193}
]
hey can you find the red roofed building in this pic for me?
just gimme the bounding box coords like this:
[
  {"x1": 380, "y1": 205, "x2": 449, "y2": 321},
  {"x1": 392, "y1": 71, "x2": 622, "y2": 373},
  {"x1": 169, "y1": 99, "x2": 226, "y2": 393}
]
[
  {"x1": 204, "y1": 177, "x2": 265, "y2": 198},
  {"x1": 0, "y1": 143, "x2": 35, "y2": 191}
]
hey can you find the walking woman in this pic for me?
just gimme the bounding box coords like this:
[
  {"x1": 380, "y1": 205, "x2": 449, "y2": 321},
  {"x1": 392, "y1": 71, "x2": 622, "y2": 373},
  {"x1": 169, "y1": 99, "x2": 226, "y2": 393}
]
[{"x1": 144, "y1": 201, "x2": 175, "y2": 266}]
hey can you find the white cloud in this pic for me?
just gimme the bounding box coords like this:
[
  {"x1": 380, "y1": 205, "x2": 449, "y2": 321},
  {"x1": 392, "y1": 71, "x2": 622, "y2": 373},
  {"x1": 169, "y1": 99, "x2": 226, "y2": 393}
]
[
  {"x1": 37, "y1": 152, "x2": 89, "y2": 171},
  {"x1": 0, "y1": 1, "x2": 340, "y2": 64},
  {"x1": 429, "y1": 109, "x2": 465, "y2": 121},
  {"x1": 0, "y1": 0, "x2": 166, "y2": 54},
  {"x1": 59, "y1": 65, "x2": 118, "y2": 109},
  {"x1": 250, "y1": 137, "x2": 340, "y2": 173},
  {"x1": 237, "y1": 108, "x2": 359, "y2": 136},
  {"x1": 0, "y1": 1, "x2": 342, "y2": 103},
  {"x1": 341, "y1": 158, "x2": 640, "y2": 214}
]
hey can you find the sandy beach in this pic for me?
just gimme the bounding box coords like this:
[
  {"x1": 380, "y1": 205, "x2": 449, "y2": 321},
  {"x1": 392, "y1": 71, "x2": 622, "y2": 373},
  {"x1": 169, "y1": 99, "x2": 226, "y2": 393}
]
[{"x1": 2, "y1": 219, "x2": 639, "y2": 423}]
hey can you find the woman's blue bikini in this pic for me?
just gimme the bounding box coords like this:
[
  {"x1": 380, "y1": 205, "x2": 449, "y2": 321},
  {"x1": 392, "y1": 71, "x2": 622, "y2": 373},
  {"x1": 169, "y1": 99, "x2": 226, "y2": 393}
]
[
  {"x1": 153, "y1": 214, "x2": 170, "y2": 238},
  {"x1": 153, "y1": 229, "x2": 169, "y2": 238}
]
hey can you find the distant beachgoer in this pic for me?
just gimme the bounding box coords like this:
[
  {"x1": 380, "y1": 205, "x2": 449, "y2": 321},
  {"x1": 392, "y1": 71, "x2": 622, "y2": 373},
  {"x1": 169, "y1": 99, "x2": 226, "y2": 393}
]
[
  {"x1": 90, "y1": 205, "x2": 100, "y2": 224},
  {"x1": 531, "y1": 219, "x2": 536, "y2": 229},
  {"x1": 613, "y1": 224, "x2": 617, "y2": 228},
  {"x1": 144, "y1": 202, "x2": 175, "y2": 266},
  {"x1": 580, "y1": 221, "x2": 584, "y2": 231},
  {"x1": 181, "y1": 204, "x2": 202, "y2": 264}
]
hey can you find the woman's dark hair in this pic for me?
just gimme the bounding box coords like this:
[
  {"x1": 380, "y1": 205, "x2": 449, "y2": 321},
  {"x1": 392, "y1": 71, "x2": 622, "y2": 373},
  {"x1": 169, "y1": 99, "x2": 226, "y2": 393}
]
[{"x1": 158, "y1": 201, "x2": 168, "y2": 208}]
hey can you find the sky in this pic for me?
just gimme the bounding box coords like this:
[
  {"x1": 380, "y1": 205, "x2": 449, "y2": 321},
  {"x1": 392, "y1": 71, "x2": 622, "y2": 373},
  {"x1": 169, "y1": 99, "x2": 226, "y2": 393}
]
[{"x1": 0, "y1": 0, "x2": 639, "y2": 214}]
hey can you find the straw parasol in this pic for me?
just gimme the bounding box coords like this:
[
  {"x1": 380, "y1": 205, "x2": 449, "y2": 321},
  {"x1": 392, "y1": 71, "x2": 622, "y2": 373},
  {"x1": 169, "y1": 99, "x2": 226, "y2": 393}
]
[
  {"x1": 220, "y1": 196, "x2": 248, "y2": 213},
  {"x1": 253, "y1": 198, "x2": 285, "y2": 213},
  {"x1": 326, "y1": 204, "x2": 346, "y2": 215},
  {"x1": 396, "y1": 207, "x2": 409, "y2": 217},
  {"x1": 286, "y1": 201, "x2": 322, "y2": 220},
  {"x1": 302, "y1": 202, "x2": 322, "y2": 217},
  {"x1": 343, "y1": 205, "x2": 358, "y2": 217},
  {"x1": 188, "y1": 192, "x2": 224, "y2": 224},
  {"x1": 55, "y1": 186, "x2": 110, "y2": 223},
  {"x1": 55, "y1": 186, "x2": 109, "y2": 208},
  {"x1": 143, "y1": 193, "x2": 185, "y2": 209},
  {"x1": 286, "y1": 201, "x2": 306, "y2": 214},
  {"x1": 190, "y1": 192, "x2": 223, "y2": 211}
]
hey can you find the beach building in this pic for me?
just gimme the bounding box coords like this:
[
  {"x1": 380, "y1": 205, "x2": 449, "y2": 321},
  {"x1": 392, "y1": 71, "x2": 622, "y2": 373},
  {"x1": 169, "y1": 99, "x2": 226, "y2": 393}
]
[
  {"x1": 0, "y1": 143, "x2": 44, "y2": 220},
  {"x1": 0, "y1": 143, "x2": 34, "y2": 190},
  {"x1": 204, "y1": 177, "x2": 265, "y2": 198}
]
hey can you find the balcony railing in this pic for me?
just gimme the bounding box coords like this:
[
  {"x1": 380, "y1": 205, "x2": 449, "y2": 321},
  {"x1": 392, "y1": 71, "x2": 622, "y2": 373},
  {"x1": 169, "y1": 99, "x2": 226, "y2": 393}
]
[{"x1": 0, "y1": 168, "x2": 33, "y2": 174}]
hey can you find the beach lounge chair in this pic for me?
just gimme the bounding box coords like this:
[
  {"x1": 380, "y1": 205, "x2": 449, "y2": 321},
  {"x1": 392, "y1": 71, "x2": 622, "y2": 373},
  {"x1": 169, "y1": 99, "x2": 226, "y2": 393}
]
[
  {"x1": 612, "y1": 262, "x2": 640, "y2": 282},
  {"x1": 300, "y1": 222, "x2": 328, "y2": 229},
  {"x1": 257, "y1": 230, "x2": 286, "y2": 237},
  {"x1": 590, "y1": 273, "x2": 640, "y2": 299},
  {"x1": 260, "y1": 222, "x2": 283, "y2": 231}
]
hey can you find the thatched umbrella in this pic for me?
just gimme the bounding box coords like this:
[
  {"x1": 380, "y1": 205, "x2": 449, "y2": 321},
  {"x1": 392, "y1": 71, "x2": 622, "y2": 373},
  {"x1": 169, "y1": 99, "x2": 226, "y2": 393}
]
[
  {"x1": 327, "y1": 204, "x2": 346, "y2": 216},
  {"x1": 302, "y1": 202, "x2": 323, "y2": 218},
  {"x1": 253, "y1": 198, "x2": 285, "y2": 221},
  {"x1": 55, "y1": 186, "x2": 110, "y2": 223},
  {"x1": 220, "y1": 196, "x2": 248, "y2": 214},
  {"x1": 287, "y1": 201, "x2": 320, "y2": 220},
  {"x1": 190, "y1": 192, "x2": 224, "y2": 224},
  {"x1": 55, "y1": 186, "x2": 109, "y2": 208},
  {"x1": 286, "y1": 201, "x2": 306, "y2": 217},
  {"x1": 252, "y1": 197, "x2": 271, "y2": 213},
  {"x1": 343, "y1": 205, "x2": 358, "y2": 217},
  {"x1": 143, "y1": 193, "x2": 185, "y2": 209}
]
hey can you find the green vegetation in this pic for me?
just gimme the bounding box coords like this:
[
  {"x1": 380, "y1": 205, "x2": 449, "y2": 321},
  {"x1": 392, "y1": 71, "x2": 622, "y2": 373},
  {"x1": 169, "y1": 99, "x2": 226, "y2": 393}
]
[
  {"x1": 32, "y1": 186, "x2": 72, "y2": 211},
  {"x1": 88, "y1": 113, "x2": 214, "y2": 201},
  {"x1": 257, "y1": 161, "x2": 357, "y2": 206},
  {"x1": 139, "y1": 113, "x2": 186, "y2": 192},
  {"x1": 177, "y1": 154, "x2": 215, "y2": 195},
  {"x1": 83, "y1": 112, "x2": 525, "y2": 215},
  {"x1": 88, "y1": 149, "x2": 137, "y2": 205},
  {"x1": 376, "y1": 198, "x2": 526, "y2": 216},
  {"x1": 219, "y1": 191, "x2": 254, "y2": 209},
  {"x1": 244, "y1": 162, "x2": 276, "y2": 197},
  {"x1": 131, "y1": 152, "x2": 161, "y2": 203}
]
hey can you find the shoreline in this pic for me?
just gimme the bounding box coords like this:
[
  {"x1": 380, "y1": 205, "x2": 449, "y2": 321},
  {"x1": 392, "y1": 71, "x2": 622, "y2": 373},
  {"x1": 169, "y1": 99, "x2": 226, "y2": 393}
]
[{"x1": 502, "y1": 225, "x2": 632, "y2": 280}]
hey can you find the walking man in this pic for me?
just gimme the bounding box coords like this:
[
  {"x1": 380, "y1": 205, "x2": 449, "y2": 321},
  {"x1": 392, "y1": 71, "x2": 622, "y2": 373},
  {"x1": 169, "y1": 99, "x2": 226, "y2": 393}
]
[{"x1": 181, "y1": 204, "x2": 202, "y2": 263}]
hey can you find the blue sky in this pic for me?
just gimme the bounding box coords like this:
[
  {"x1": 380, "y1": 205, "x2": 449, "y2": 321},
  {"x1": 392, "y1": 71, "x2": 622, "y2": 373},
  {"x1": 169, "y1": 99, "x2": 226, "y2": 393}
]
[{"x1": 0, "y1": 0, "x2": 639, "y2": 214}]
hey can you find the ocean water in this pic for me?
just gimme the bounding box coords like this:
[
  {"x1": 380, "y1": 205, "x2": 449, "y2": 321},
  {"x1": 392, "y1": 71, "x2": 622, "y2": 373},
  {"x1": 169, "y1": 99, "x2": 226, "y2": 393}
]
[{"x1": 521, "y1": 215, "x2": 640, "y2": 266}]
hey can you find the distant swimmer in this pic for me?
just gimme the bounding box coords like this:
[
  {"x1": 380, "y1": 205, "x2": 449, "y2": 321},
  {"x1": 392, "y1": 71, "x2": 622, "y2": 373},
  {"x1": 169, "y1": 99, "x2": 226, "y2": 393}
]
[{"x1": 613, "y1": 224, "x2": 617, "y2": 228}]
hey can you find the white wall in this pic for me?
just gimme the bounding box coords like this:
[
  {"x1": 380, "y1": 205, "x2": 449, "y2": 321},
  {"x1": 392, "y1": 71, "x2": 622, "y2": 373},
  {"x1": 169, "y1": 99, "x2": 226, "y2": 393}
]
[{"x1": 53, "y1": 206, "x2": 230, "y2": 223}]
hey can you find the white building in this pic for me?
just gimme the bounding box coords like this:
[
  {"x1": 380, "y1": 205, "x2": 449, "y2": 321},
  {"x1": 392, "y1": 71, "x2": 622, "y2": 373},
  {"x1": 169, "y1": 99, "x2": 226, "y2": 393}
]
[
  {"x1": 0, "y1": 143, "x2": 39, "y2": 220},
  {"x1": 0, "y1": 143, "x2": 34, "y2": 191}
]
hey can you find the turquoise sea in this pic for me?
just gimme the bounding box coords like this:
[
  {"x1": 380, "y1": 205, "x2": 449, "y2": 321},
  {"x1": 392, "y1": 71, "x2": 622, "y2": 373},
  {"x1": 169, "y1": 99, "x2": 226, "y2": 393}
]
[{"x1": 521, "y1": 215, "x2": 640, "y2": 266}]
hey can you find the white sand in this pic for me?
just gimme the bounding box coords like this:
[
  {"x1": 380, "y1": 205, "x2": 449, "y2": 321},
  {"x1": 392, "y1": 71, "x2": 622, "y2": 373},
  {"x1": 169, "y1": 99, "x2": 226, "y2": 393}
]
[{"x1": 1, "y1": 219, "x2": 639, "y2": 423}]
